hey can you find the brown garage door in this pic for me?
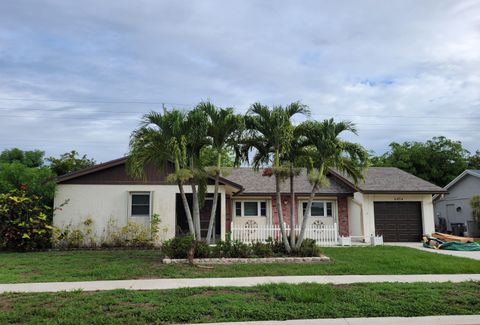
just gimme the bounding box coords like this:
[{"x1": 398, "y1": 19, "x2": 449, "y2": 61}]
[{"x1": 374, "y1": 202, "x2": 422, "y2": 242}]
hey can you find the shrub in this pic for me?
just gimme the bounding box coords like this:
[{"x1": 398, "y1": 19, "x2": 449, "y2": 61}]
[
  {"x1": 162, "y1": 235, "x2": 196, "y2": 259},
  {"x1": 251, "y1": 241, "x2": 274, "y2": 257},
  {"x1": 296, "y1": 238, "x2": 322, "y2": 257},
  {"x1": 0, "y1": 190, "x2": 52, "y2": 250},
  {"x1": 194, "y1": 240, "x2": 211, "y2": 258}
]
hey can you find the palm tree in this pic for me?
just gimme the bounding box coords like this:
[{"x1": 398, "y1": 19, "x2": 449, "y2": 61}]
[
  {"x1": 294, "y1": 119, "x2": 369, "y2": 249},
  {"x1": 244, "y1": 102, "x2": 310, "y2": 252},
  {"x1": 198, "y1": 102, "x2": 244, "y2": 244},
  {"x1": 127, "y1": 109, "x2": 198, "y2": 239}
]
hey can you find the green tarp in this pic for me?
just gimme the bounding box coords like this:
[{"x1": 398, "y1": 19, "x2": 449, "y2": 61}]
[{"x1": 439, "y1": 241, "x2": 480, "y2": 251}]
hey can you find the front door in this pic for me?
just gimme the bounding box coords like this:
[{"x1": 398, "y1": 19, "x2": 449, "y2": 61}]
[{"x1": 176, "y1": 194, "x2": 221, "y2": 240}]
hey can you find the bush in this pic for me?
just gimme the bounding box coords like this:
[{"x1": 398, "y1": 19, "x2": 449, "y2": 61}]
[
  {"x1": 251, "y1": 241, "x2": 274, "y2": 257},
  {"x1": 296, "y1": 238, "x2": 322, "y2": 257},
  {"x1": 162, "y1": 235, "x2": 196, "y2": 259},
  {"x1": 0, "y1": 190, "x2": 52, "y2": 251},
  {"x1": 161, "y1": 236, "x2": 322, "y2": 259}
]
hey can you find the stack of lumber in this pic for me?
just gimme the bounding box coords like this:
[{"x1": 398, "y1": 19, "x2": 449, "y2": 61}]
[{"x1": 432, "y1": 232, "x2": 474, "y2": 243}]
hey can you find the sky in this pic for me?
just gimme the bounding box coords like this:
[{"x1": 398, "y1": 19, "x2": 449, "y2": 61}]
[{"x1": 0, "y1": 0, "x2": 479, "y2": 163}]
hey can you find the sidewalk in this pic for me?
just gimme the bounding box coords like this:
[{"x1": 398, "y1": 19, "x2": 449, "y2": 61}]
[
  {"x1": 190, "y1": 315, "x2": 480, "y2": 325},
  {"x1": 1, "y1": 274, "x2": 480, "y2": 293}
]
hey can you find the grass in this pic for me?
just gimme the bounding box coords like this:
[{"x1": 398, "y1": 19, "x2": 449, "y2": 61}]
[
  {"x1": 0, "y1": 282, "x2": 479, "y2": 324},
  {"x1": 0, "y1": 245, "x2": 479, "y2": 283}
]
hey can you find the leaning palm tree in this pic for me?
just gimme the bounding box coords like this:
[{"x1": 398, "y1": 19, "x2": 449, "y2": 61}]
[
  {"x1": 127, "y1": 109, "x2": 198, "y2": 239},
  {"x1": 295, "y1": 119, "x2": 369, "y2": 249},
  {"x1": 198, "y1": 102, "x2": 244, "y2": 244},
  {"x1": 244, "y1": 102, "x2": 310, "y2": 252}
]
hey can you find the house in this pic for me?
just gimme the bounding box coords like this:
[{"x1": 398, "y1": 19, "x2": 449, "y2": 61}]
[
  {"x1": 53, "y1": 157, "x2": 445, "y2": 244},
  {"x1": 434, "y1": 170, "x2": 480, "y2": 236}
]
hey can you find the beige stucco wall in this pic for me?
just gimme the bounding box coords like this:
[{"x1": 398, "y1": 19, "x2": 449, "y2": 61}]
[
  {"x1": 348, "y1": 192, "x2": 435, "y2": 241},
  {"x1": 53, "y1": 184, "x2": 226, "y2": 244}
]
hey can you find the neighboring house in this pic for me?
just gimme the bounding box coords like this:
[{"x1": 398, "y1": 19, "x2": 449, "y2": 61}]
[
  {"x1": 434, "y1": 170, "x2": 480, "y2": 236},
  {"x1": 54, "y1": 157, "x2": 445, "y2": 244}
]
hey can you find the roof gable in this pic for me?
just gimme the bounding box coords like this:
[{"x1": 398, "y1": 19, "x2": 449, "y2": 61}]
[
  {"x1": 442, "y1": 169, "x2": 480, "y2": 191},
  {"x1": 57, "y1": 157, "x2": 242, "y2": 189}
]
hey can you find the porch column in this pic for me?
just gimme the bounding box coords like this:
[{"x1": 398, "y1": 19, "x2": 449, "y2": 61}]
[{"x1": 220, "y1": 191, "x2": 226, "y2": 240}]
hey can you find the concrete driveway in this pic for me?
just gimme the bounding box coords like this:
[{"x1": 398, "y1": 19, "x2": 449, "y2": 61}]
[{"x1": 388, "y1": 242, "x2": 480, "y2": 261}]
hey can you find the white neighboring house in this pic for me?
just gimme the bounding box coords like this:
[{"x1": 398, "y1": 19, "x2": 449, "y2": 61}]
[
  {"x1": 434, "y1": 169, "x2": 480, "y2": 237},
  {"x1": 54, "y1": 157, "x2": 445, "y2": 244}
]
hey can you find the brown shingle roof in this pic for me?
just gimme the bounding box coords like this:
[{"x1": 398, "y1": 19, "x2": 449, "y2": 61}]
[
  {"x1": 225, "y1": 167, "x2": 446, "y2": 195},
  {"x1": 224, "y1": 168, "x2": 354, "y2": 195},
  {"x1": 329, "y1": 167, "x2": 446, "y2": 194}
]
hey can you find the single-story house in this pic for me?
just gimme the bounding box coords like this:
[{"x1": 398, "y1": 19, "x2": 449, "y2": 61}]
[
  {"x1": 434, "y1": 169, "x2": 480, "y2": 236},
  {"x1": 53, "y1": 157, "x2": 445, "y2": 244}
]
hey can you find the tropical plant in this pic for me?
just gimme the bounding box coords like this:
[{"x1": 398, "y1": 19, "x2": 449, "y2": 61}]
[
  {"x1": 243, "y1": 102, "x2": 310, "y2": 252},
  {"x1": 0, "y1": 190, "x2": 53, "y2": 250},
  {"x1": 198, "y1": 101, "x2": 244, "y2": 243},
  {"x1": 295, "y1": 119, "x2": 368, "y2": 249},
  {"x1": 127, "y1": 109, "x2": 198, "y2": 239}
]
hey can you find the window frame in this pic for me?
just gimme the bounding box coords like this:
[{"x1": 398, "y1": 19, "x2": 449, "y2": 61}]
[
  {"x1": 129, "y1": 191, "x2": 152, "y2": 218},
  {"x1": 301, "y1": 200, "x2": 335, "y2": 218},
  {"x1": 233, "y1": 200, "x2": 268, "y2": 218}
]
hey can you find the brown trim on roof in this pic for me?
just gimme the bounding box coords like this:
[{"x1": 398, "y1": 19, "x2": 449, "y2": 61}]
[
  {"x1": 57, "y1": 157, "x2": 128, "y2": 183},
  {"x1": 56, "y1": 156, "x2": 243, "y2": 190}
]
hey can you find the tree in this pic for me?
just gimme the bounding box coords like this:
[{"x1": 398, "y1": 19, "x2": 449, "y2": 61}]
[
  {"x1": 128, "y1": 109, "x2": 197, "y2": 239},
  {"x1": 128, "y1": 108, "x2": 210, "y2": 241},
  {"x1": 47, "y1": 150, "x2": 96, "y2": 176},
  {"x1": 0, "y1": 149, "x2": 55, "y2": 204},
  {"x1": 0, "y1": 148, "x2": 44, "y2": 168},
  {"x1": 244, "y1": 102, "x2": 310, "y2": 252},
  {"x1": 371, "y1": 136, "x2": 469, "y2": 187},
  {"x1": 200, "y1": 147, "x2": 236, "y2": 168},
  {"x1": 198, "y1": 102, "x2": 244, "y2": 244},
  {"x1": 468, "y1": 150, "x2": 480, "y2": 170},
  {"x1": 295, "y1": 119, "x2": 368, "y2": 249}
]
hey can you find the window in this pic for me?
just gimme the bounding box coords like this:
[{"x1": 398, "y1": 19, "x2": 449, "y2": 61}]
[
  {"x1": 234, "y1": 201, "x2": 268, "y2": 217},
  {"x1": 131, "y1": 193, "x2": 150, "y2": 216},
  {"x1": 302, "y1": 201, "x2": 333, "y2": 217}
]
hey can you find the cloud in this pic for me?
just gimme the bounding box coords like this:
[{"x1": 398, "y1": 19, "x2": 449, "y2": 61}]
[{"x1": 0, "y1": 0, "x2": 479, "y2": 161}]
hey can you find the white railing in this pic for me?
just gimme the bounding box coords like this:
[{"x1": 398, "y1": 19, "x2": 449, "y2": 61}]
[{"x1": 230, "y1": 222, "x2": 338, "y2": 246}]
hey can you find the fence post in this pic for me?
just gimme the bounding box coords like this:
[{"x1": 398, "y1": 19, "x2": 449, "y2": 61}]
[{"x1": 334, "y1": 222, "x2": 338, "y2": 245}]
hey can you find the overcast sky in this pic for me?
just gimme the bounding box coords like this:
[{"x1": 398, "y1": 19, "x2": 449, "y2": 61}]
[{"x1": 0, "y1": 0, "x2": 479, "y2": 162}]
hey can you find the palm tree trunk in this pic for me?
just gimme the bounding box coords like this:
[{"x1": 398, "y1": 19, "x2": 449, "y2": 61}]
[
  {"x1": 177, "y1": 181, "x2": 196, "y2": 240},
  {"x1": 295, "y1": 180, "x2": 318, "y2": 249},
  {"x1": 206, "y1": 170, "x2": 220, "y2": 244},
  {"x1": 191, "y1": 183, "x2": 202, "y2": 240},
  {"x1": 275, "y1": 174, "x2": 291, "y2": 252},
  {"x1": 289, "y1": 170, "x2": 296, "y2": 248}
]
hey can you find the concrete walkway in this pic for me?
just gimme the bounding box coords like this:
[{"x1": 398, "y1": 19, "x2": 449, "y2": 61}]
[
  {"x1": 388, "y1": 242, "x2": 480, "y2": 260},
  {"x1": 191, "y1": 315, "x2": 480, "y2": 325},
  {"x1": 1, "y1": 274, "x2": 480, "y2": 293}
]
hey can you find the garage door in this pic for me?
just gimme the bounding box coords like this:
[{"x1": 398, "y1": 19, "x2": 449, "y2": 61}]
[{"x1": 374, "y1": 202, "x2": 422, "y2": 242}]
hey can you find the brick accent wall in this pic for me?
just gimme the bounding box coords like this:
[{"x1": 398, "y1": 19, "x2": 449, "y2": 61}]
[
  {"x1": 271, "y1": 196, "x2": 293, "y2": 226},
  {"x1": 337, "y1": 196, "x2": 349, "y2": 236}
]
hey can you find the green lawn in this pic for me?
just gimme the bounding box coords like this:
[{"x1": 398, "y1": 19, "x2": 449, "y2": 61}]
[
  {"x1": 0, "y1": 246, "x2": 479, "y2": 283},
  {"x1": 0, "y1": 282, "x2": 479, "y2": 324}
]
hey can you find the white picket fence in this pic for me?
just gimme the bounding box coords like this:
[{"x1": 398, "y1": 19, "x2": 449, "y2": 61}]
[{"x1": 230, "y1": 222, "x2": 338, "y2": 246}]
